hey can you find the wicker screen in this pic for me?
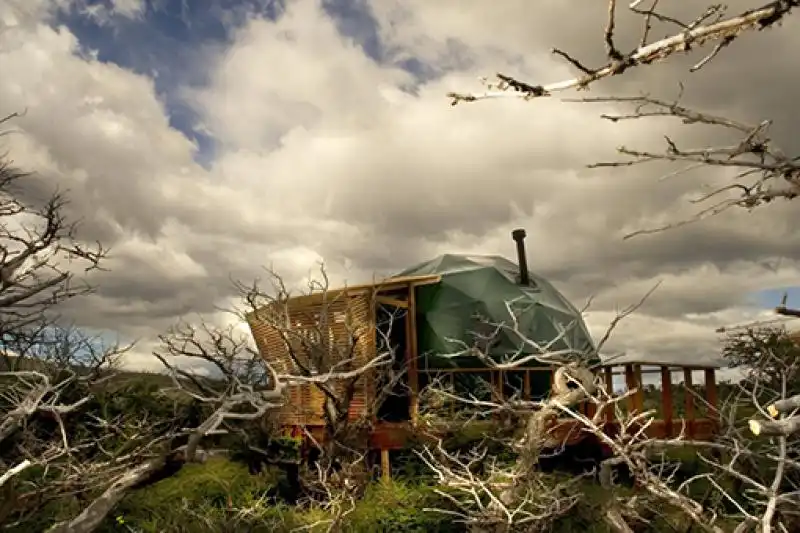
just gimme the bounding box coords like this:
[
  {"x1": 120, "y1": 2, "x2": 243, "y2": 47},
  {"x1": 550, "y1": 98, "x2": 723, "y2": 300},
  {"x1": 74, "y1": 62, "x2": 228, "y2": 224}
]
[{"x1": 247, "y1": 293, "x2": 376, "y2": 425}]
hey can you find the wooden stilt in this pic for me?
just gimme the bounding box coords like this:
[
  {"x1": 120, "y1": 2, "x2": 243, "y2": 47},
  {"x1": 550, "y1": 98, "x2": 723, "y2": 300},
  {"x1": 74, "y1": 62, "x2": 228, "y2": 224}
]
[{"x1": 380, "y1": 449, "x2": 391, "y2": 482}]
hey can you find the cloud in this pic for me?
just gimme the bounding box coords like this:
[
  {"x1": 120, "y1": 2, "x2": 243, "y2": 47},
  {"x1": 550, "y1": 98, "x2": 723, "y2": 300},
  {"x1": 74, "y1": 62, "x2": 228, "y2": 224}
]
[
  {"x1": 74, "y1": 0, "x2": 146, "y2": 23},
  {"x1": 0, "y1": 0, "x2": 798, "y2": 372}
]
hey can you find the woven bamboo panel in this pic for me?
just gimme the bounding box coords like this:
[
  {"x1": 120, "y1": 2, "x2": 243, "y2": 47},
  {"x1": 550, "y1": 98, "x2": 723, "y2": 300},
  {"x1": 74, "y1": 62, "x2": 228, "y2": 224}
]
[{"x1": 247, "y1": 292, "x2": 376, "y2": 426}]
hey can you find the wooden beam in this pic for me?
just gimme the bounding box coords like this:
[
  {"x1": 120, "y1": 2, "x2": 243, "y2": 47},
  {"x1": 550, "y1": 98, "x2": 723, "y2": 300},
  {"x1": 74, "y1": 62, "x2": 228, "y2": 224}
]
[
  {"x1": 661, "y1": 366, "x2": 673, "y2": 438},
  {"x1": 684, "y1": 369, "x2": 695, "y2": 439},
  {"x1": 599, "y1": 363, "x2": 720, "y2": 372},
  {"x1": 418, "y1": 366, "x2": 555, "y2": 373},
  {"x1": 376, "y1": 296, "x2": 408, "y2": 309},
  {"x1": 245, "y1": 274, "x2": 441, "y2": 319}
]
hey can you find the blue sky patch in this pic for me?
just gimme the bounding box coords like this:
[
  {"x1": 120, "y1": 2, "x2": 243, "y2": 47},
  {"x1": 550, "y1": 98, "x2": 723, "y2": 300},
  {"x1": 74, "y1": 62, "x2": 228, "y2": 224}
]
[
  {"x1": 47, "y1": 0, "x2": 440, "y2": 167},
  {"x1": 751, "y1": 286, "x2": 800, "y2": 309}
]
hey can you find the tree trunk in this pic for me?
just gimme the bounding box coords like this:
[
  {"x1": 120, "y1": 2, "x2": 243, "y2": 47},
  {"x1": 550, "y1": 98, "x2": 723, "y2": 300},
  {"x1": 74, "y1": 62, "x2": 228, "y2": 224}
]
[
  {"x1": 47, "y1": 456, "x2": 167, "y2": 533},
  {"x1": 749, "y1": 416, "x2": 800, "y2": 437}
]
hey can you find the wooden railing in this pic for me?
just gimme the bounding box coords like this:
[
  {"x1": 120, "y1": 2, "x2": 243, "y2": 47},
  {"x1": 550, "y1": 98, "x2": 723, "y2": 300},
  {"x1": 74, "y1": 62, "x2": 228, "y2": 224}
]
[{"x1": 416, "y1": 363, "x2": 720, "y2": 439}]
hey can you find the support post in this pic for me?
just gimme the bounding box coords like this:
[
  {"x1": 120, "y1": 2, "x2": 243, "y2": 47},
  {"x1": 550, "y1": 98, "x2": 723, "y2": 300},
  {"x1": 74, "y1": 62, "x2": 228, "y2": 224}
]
[{"x1": 381, "y1": 449, "x2": 391, "y2": 482}]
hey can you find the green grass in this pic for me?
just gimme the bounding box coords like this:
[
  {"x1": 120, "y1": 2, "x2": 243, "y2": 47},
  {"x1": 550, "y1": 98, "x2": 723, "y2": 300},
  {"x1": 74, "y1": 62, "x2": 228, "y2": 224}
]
[
  {"x1": 100, "y1": 458, "x2": 281, "y2": 533},
  {"x1": 97, "y1": 460, "x2": 462, "y2": 533}
]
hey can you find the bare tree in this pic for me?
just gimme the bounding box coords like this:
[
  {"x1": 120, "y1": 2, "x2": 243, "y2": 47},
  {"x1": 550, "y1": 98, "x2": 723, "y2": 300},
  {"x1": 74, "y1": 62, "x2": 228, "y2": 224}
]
[
  {"x1": 0, "y1": 209, "x2": 400, "y2": 530},
  {"x1": 675, "y1": 327, "x2": 800, "y2": 533},
  {"x1": 236, "y1": 265, "x2": 402, "y2": 474},
  {"x1": 416, "y1": 295, "x2": 800, "y2": 532},
  {"x1": 0, "y1": 112, "x2": 110, "y2": 488},
  {"x1": 38, "y1": 293, "x2": 391, "y2": 533},
  {"x1": 141, "y1": 265, "x2": 405, "y2": 525},
  {"x1": 440, "y1": 7, "x2": 800, "y2": 523},
  {"x1": 0, "y1": 127, "x2": 197, "y2": 533},
  {"x1": 410, "y1": 289, "x2": 655, "y2": 531},
  {"x1": 0, "y1": 116, "x2": 106, "y2": 334},
  {"x1": 152, "y1": 320, "x2": 288, "y2": 464},
  {"x1": 447, "y1": 1, "x2": 799, "y2": 236}
]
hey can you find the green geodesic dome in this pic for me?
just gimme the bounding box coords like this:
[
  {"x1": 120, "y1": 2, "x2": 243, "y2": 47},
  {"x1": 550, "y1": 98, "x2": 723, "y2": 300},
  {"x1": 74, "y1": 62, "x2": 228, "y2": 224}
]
[{"x1": 395, "y1": 254, "x2": 597, "y2": 370}]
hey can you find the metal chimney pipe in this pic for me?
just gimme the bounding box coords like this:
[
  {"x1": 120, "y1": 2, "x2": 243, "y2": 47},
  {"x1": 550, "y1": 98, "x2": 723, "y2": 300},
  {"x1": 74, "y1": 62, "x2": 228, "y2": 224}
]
[{"x1": 511, "y1": 228, "x2": 530, "y2": 286}]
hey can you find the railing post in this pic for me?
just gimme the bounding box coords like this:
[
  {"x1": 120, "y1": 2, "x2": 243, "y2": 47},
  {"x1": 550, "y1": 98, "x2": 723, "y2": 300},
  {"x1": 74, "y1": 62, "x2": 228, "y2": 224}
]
[
  {"x1": 683, "y1": 369, "x2": 696, "y2": 439},
  {"x1": 633, "y1": 365, "x2": 644, "y2": 414},
  {"x1": 625, "y1": 365, "x2": 637, "y2": 414},
  {"x1": 604, "y1": 366, "x2": 615, "y2": 423},
  {"x1": 705, "y1": 368, "x2": 719, "y2": 431},
  {"x1": 523, "y1": 370, "x2": 531, "y2": 400},
  {"x1": 661, "y1": 366, "x2": 673, "y2": 438}
]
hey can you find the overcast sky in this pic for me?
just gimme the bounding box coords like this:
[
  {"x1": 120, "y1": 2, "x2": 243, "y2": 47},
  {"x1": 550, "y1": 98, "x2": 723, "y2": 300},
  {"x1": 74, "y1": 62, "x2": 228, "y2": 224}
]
[{"x1": 1, "y1": 0, "x2": 798, "y2": 377}]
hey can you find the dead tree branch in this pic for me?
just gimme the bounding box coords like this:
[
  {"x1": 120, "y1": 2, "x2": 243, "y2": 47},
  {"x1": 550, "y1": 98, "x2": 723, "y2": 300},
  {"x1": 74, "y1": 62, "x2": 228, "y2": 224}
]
[
  {"x1": 419, "y1": 293, "x2": 800, "y2": 532},
  {"x1": 445, "y1": 4, "x2": 799, "y2": 235},
  {"x1": 574, "y1": 92, "x2": 800, "y2": 238},
  {"x1": 447, "y1": 1, "x2": 797, "y2": 105}
]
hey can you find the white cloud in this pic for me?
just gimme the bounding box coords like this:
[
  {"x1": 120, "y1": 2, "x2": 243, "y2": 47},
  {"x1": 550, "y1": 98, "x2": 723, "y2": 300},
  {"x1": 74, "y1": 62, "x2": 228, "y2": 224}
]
[
  {"x1": 108, "y1": 0, "x2": 146, "y2": 19},
  {"x1": 0, "y1": 0, "x2": 797, "y2": 375}
]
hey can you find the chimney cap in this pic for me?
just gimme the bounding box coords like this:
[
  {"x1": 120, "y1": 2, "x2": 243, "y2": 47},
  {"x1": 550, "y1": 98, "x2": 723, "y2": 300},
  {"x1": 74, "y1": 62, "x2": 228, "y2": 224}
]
[{"x1": 512, "y1": 228, "x2": 526, "y2": 241}]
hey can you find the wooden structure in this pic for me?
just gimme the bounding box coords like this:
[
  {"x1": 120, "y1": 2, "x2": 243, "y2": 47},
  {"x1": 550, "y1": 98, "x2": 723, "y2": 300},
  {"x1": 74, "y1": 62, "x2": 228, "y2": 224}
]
[
  {"x1": 245, "y1": 274, "x2": 440, "y2": 427},
  {"x1": 246, "y1": 277, "x2": 723, "y2": 476}
]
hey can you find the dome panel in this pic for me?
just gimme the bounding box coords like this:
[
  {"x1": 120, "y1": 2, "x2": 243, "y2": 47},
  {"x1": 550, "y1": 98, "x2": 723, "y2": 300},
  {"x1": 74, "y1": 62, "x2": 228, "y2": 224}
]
[{"x1": 395, "y1": 254, "x2": 595, "y2": 368}]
